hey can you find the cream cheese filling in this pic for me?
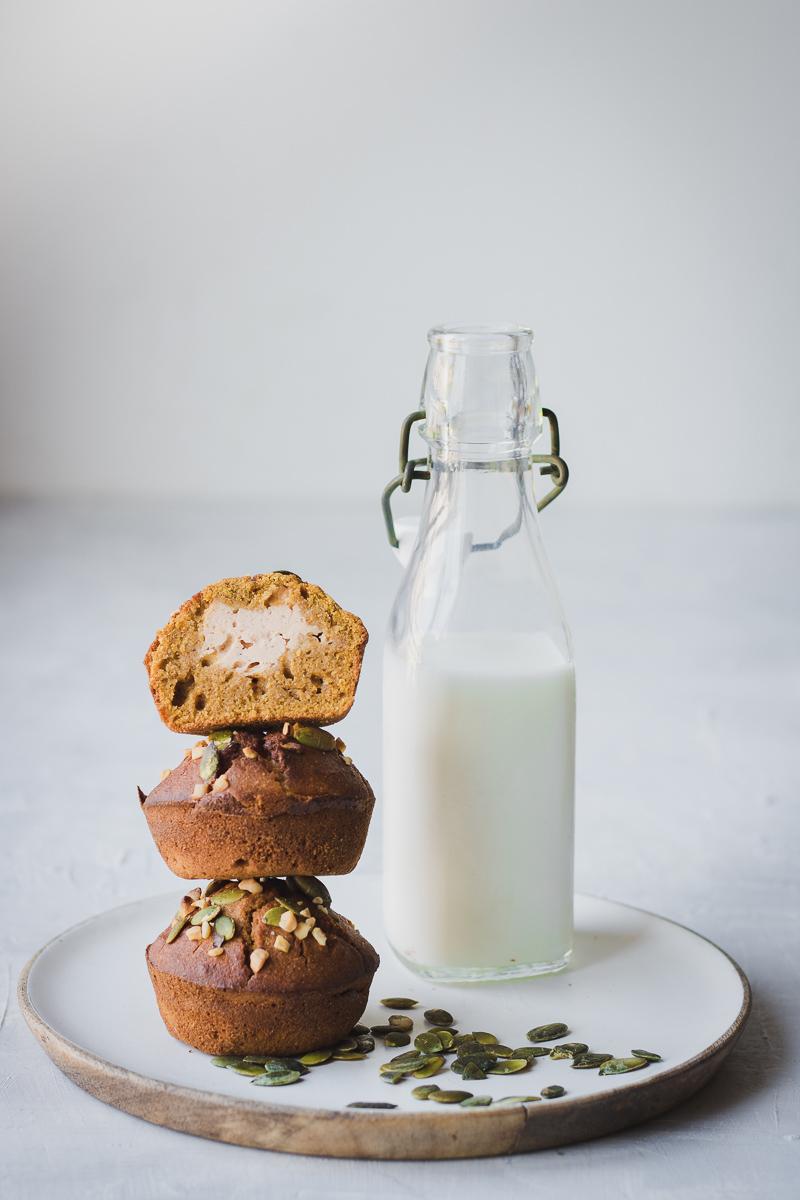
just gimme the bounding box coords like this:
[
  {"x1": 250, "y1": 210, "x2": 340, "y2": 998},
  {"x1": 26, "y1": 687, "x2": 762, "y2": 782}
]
[{"x1": 199, "y1": 600, "x2": 324, "y2": 675}]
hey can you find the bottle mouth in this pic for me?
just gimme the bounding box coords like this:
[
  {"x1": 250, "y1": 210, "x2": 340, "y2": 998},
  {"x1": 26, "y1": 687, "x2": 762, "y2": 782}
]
[{"x1": 428, "y1": 325, "x2": 533, "y2": 356}]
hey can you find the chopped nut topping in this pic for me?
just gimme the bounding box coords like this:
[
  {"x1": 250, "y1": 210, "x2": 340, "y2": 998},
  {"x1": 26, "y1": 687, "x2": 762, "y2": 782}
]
[
  {"x1": 192, "y1": 896, "x2": 206, "y2": 908},
  {"x1": 279, "y1": 910, "x2": 298, "y2": 932},
  {"x1": 242, "y1": 746, "x2": 258, "y2": 759},
  {"x1": 238, "y1": 878, "x2": 263, "y2": 894},
  {"x1": 312, "y1": 927, "x2": 327, "y2": 946},
  {"x1": 299, "y1": 908, "x2": 311, "y2": 918},
  {"x1": 207, "y1": 946, "x2": 224, "y2": 957},
  {"x1": 305, "y1": 916, "x2": 316, "y2": 929},
  {"x1": 212, "y1": 774, "x2": 229, "y2": 792},
  {"x1": 313, "y1": 896, "x2": 324, "y2": 905},
  {"x1": 274, "y1": 934, "x2": 290, "y2": 952},
  {"x1": 186, "y1": 927, "x2": 202, "y2": 941},
  {"x1": 282, "y1": 722, "x2": 290, "y2": 735},
  {"x1": 160, "y1": 768, "x2": 171, "y2": 781},
  {"x1": 191, "y1": 782, "x2": 210, "y2": 800},
  {"x1": 201, "y1": 920, "x2": 211, "y2": 939},
  {"x1": 183, "y1": 748, "x2": 192, "y2": 760},
  {"x1": 342, "y1": 755, "x2": 353, "y2": 765},
  {"x1": 294, "y1": 921, "x2": 311, "y2": 940},
  {"x1": 250, "y1": 948, "x2": 269, "y2": 973},
  {"x1": 335, "y1": 737, "x2": 347, "y2": 753},
  {"x1": 191, "y1": 745, "x2": 205, "y2": 760}
]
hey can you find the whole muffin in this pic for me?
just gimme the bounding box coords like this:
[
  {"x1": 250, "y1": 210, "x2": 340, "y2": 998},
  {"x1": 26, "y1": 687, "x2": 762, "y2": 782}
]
[
  {"x1": 140, "y1": 727, "x2": 375, "y2": 879},
  {"x1": 146, "y1": 878, "x2": 379, "y2": 1055}
]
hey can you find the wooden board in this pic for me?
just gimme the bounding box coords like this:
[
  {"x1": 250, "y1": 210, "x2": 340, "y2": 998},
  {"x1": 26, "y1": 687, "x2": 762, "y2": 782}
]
[{"x1": 18, "y1": 878, "x2": 750, "y2": 1160}]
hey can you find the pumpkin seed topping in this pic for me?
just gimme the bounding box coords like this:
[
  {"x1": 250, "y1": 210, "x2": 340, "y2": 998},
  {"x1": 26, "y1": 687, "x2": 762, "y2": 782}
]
[
  {"x1": 208, "y1": 729, "x2": 234, "y2": 750},
  {"x1": 290, "y1": 725, "x2": 338, "y2": 751},
  {"x1": 541, "y1": 1085, "x2": 566, "y2": 1098},
  {"x1": 207, "y1": 887, "x2": 246, "y2": 905},
  {"x1": 198, "y1": 743, "x2": 219, "y2": 782},
  {"x1": 527, "y1": 1023, "x2": 569, "y2": 1043},
  {"x1": 263, "y1": 906, "x2": 284, "y2": 926},
  {"x1": 190, "y1": 904, "x2": 221, "y2": 925},
  {"x1": 290, "y1": 875, "x2": 332, "y2": 907},
  {"x1": 213, "y1": 914, "x2": 235, "y2": 941},
  {"x1": 165, "y1": 913, "x2": 190, "y2": 944}
]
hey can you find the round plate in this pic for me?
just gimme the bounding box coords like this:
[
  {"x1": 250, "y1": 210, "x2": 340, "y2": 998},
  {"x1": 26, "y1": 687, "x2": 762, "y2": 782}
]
[{"x1": 19, "y1": 875, "x2": 750, "y2": 1160}]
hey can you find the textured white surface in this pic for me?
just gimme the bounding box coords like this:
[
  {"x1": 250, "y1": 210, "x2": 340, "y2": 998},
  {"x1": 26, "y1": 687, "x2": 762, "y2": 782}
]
[{"x1": 2, "y1": 498, "x2": 799, "y2": 1197}]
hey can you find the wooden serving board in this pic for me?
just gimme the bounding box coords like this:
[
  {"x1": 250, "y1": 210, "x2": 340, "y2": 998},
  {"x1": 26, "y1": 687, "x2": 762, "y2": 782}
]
[{"x1": 18, "y1": 875, "x2": 750, "y2": 1160}]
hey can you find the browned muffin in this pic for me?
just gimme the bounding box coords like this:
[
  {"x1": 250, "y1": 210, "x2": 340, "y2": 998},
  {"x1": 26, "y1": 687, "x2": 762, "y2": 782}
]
[
  {"x1": 144, "y1": 572, "x2": 368, "y2": 733},
  {"x1": 140, "y1": 727, "x2": 375, "y2": 879},
  {"x1": 146, "y1": 878, "x2": 379, "y2": 1055}
]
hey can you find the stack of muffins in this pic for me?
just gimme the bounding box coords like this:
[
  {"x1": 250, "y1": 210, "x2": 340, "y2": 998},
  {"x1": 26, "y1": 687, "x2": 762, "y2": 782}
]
[{"x1": 139, "y1": 572, "x2": 379, "y2": 1056}]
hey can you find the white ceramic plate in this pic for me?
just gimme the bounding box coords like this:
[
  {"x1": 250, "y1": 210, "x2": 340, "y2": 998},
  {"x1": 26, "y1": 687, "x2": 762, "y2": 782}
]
[{"x1": 19, "y1": 875, "x2": 750, "y2": 1159}]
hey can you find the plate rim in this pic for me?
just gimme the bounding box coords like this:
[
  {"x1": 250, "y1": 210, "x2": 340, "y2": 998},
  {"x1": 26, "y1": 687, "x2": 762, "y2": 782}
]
[{"x1": 17, "y1": 891, "x2": 752, "y2": 1159}]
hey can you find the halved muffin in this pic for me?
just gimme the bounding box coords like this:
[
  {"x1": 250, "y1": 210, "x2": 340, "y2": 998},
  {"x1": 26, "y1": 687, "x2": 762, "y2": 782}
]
[
  {"x1": 140, "y1": 727, "x2": 374, "y2": 879},
  {"x1": 144, "y1": 572, "x2": 368, "y2": 733},
  {"x1": 146, "y1": 878, "x2": 379, "y2": 1055}
]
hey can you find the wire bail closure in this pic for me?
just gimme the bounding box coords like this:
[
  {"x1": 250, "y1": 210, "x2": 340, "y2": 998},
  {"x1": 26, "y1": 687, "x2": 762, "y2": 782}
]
[{"x1": 381, "y1": 408, "x2": 569, "y2": 548}]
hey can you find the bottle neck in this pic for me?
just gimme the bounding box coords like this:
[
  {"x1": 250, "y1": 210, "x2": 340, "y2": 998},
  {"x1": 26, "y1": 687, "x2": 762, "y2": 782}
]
[{"x1": 424, "y1": 454, "x2": 538, "y2": 552}]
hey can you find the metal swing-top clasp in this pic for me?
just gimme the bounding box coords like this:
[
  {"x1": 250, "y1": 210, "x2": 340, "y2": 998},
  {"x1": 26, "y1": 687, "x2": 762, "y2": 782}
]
[{"x1": 381, "y1": 407, "x2": 569, "y2": 548}]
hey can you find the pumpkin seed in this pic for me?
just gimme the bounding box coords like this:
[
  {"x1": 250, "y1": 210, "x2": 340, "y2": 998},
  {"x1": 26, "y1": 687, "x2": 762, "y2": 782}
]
[
  {"x1": 199, "y1": 743, "x2": 219, "y2": 782},
  {"x1": 208, "y1": 729, "x2": 234, "y2": 749},
  {"x1": 298, "y1": 1048, "x2": 333, "y2": 1066},
  {"x1": 549, "y1": 1042, "x2": 588, "y2": 1060},
  {"x1": 332, "y1": 1051, "x2": 366, "y2": 1061},
  {"x1": 490, "y1": 1045, "x2": 515, "y2": 1058},
  {"x1": 263, "y1": 906, "x2": 284, "y2": 926},
  {"x1": 355, "y1": 1036, "x2": 375, "y2": 1054},
  {"x1": 388, "y1": 1050, "x2": 428, "y2": 1066},
  {"x1": 243, "y1": 1056, "x2": 307, "y2": 1074},
  {"x1": 527, "y1": 1023, "x2": 569, "y2": 1043},
  {"x1": 488, "y1": 1058, "x2": 529, "y2": 1075},
  {"x1": 572, "y1": 1052, "x2": 614, "y2": 1069},
  {"x1": 513, "y1": 1046, "x2": 550, "y2": 1060},
  {"x1": 370, "y1": 1025, "x2": 393, "y2": 1037},
  {"x1": 495, "y1": 1095, "x2": 541, "y2": 1105},
  {"x1": 380, "y1": 997, "x2": 418, "y2": 1010},
  {"x1": 431, "y1": 1090, "x2": 473, "y2": 1104},
  {"x1": 414, "y1": 1032, "x2": 444, "y2": 1054},
  {"x1": 228, "y1": 1063, "x2": 266, "y2": 1076},
  {"x1": 210, "y1": 1055, "x2": 242, "y2": 1068},
  {"x1": 599, "y1": 1057, "x2": 649, "y2": 1075},
  {"x1": 424, "y1": 1008, "x2": 454, "y2": 1026},
  {"x1": 290, "y1": 725, "x2": 338, "y2": 751},
  {"x1": 190, "y1": 904, "x2": 221, "y2": 925},
  {"x1": 214, "y1": 915, "x2": 235, "y2": 941},
  {"x1": 204, "y1": 879, "x2": 235, "y2": 897},
  {"x1": 412, "y1": 1055, "x2": 445, "y2": 1079},
  {"x1": 334, "y1": 1037, "x2": 358, "y2": 1053},
  {"x1": 289, "y1": 875, "x2": 332, "y2": 906},
  {"x1": 541, "y1": 1085, "x2": 566, "y2": 1098},
  {"x1": 631, "y1": 1049, "x2": 662, "y2": 1062},
  {"x1": 471, "y1": 1032, "x2": 499, "y2": 1045},
  {"x1": 208, "y1": 887, "x2": 246, "y2": 905},
  {"x1": 384, "y1": 1032, "x2": 411, "y2": 1047},
  {"x1": 165, "y1": 913, "x2": 190, "y2": 943},
  {"x1": 460, "y1": 1061, "x2": 487, "y2": 1081},
  {"x1": 251, "y1": 1070, "x2": 301, "y2": 1086},
  {"x1": 435, "y1": 1030, "x2": 455, "y2": 1051},
  {"x1": 347, "y1": 1101, "x2": 397, "y2": 1109},
  {"x1": 452, "y1": 1057, "x2": 493, "y2": 1076},
  {"x1": 412, "y1": 1084, "x2": 441, "y2": 1100},
  {"x1": 388, "y1": 1015, "x2": 413, "y2": 1032},
  {"x1": 460, "y1": 1094, "x2": 493, "y2": 1107},
  {"x1": 351, "y1": 1024, "x2": 370, "y2": 1036}
]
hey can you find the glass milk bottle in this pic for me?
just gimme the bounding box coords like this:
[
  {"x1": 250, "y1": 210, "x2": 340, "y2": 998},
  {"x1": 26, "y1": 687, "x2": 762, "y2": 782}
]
[{"x1": 381, "y1": 325, "x2": 574, "y2": 982}]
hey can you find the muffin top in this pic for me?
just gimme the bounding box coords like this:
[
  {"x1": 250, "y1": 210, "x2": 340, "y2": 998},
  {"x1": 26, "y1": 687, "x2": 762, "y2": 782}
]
[
  {"x1": 141, "y1": 727, "x2": 374, "y2": 819},
  {"x1": 147, "y1": 877, "x2": 379, "y2": 994}
]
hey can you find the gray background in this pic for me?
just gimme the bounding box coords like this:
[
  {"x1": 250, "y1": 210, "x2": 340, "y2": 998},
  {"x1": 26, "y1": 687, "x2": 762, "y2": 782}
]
[{"x1": 2, "y1": 2, "x2": 798, "y2": 1197}]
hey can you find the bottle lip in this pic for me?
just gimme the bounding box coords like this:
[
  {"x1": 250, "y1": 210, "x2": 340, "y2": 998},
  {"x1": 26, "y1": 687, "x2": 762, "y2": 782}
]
[{"x1": 428, "y1": 324, "x2": 534, "y2": 355}]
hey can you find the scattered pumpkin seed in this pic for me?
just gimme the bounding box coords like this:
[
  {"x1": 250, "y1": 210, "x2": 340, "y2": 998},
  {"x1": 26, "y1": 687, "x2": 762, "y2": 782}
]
[
  {"x1": 412, "y1": 1055, "x2": 445, "y2": 1079},
  {"x1": 384, "y1": 1032, "x2": 411, "y2": 1047},
  {"x1": 435, "y1": 1030, "x2": 455, "y2": 1051},
  {"x1": 388, "y1": 1015, "x2": 413, "y2": 1032},
  {"x1": 412, "y1": 1084, "x2": 441, "y2": 1100},
  {"x1": 631, "y1": 1049, "x2": 662, "y2": 1062},
  {"x1": 229, "y1": 1063, "x2": 266, "y2": 1076},
  {"x1": 424, "y1": 1008, "x2": 454, "y2": 1026},
  {"x1": 210, "y1": 1055, "x2": 242, "y2": 1068},
  {"x1": 527, "y1": 1023, "x2": 569, "y2": 1043},
  {"x1": 489, "y1": 1045, "x2": 515, "y2": 1058},
  {"x1": 207, "y1": 887, "x2": 246, "y2": 905},
  {"x1": 251, "y1": 1070, "x2": 301, "y2": 1086},
  {"x1": 370, "y1": 1025, "x2": 393, "y2": 1037},
  {"x1": 380, "y1": 998, "x2": 419, "y2": 1010},
  {"x1": 460, "y1": 1061, "x2": 487, "y2": 1081},
  {"x1": 355, "y1": 1036, "x2": 375, "y2": 1054},
  {"x1": 549, "y1": 1042, "x2": 588, "y2": 1060},
  {"x1": 541, "y1": 1085, "x2": 566, "y2": 1098},
  {"x1": 190, "y1": 904, "x2": 221, "y2": 925},
  {"x1": 333, "y1": 1051, "x2": 367, "y2": 1061},
  {"x1": 513, "y1": 1046, "x2": 550, "y2": 1060},
  {"x1": 572, "y1": 1052, "x2": 614, "y2": 1069},
  {"x1": 351, "y1": 1024, "x2": 370, "y2": 1036},
  {"x1": 334, "y1": 1037, "x2": 358, "y2": 1053},
  {"x1": 289, "y1": 875, "x2": 332, "y2": 906},
  {"x1": 471, "y1": 1032, "x2": 499, "y2": 1045},
  {"x1": 599, "y1": 1057, "x2": 649, "y2": 1075},
  {"x1": 388, "y1": 1050, "x2": 428, "y2": 1066},
  {"x1": 298, "y1": 1049, "x2": 333, "y2": 1066},
  {"x1": 460, "y1": 1094, "x2": 493, "y2": 1107},
  {"x1": 414, "y1": 1032, "x2": 444, "y2": 1054},
  {"x1": 495, "y1": 1095, "x2": 541, "y2": 1105},
  {"x1": 347, "y1": 1101, "x2": 397, "y2": 1109},
  {"x1": 431, "y1": 1090, "x2": 473, "y2": 1104},
  {"x1": 290, "y1": 725, "x2": 338, "y2": 752},
  {"x1": 488, "y1": 1058, "x2": 529, "y2": 1075},
  {"x1": 243, "y1": 1056, "x2": 307, "y2": 1074},
  {"x1": 214, "y1": 915, "x2": 235, "y2": 941},
  {"x1": 199, "y1": 743, "x2": 219, "y2": 782}
]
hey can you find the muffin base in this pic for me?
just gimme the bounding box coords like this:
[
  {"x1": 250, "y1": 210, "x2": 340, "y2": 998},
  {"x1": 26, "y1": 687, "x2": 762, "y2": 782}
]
[
  {"x1": 147, "y1": 958, "x2": 373, "y2": 1055},
  {"x1": 144, "y1": 801, "x2": 372, "y2": 879}
]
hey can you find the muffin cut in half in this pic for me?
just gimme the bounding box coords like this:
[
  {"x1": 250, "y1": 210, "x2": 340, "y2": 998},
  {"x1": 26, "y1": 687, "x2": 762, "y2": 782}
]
[
  {"x1": 144, "y1": 572, "x2": 368, "y2": 733},
  {"x1": 140, "y1": 727, "x2": 375, "y2": 879},
  {"x1": 146, "y1": 878, "x2": 379, "y2": 1055}
]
